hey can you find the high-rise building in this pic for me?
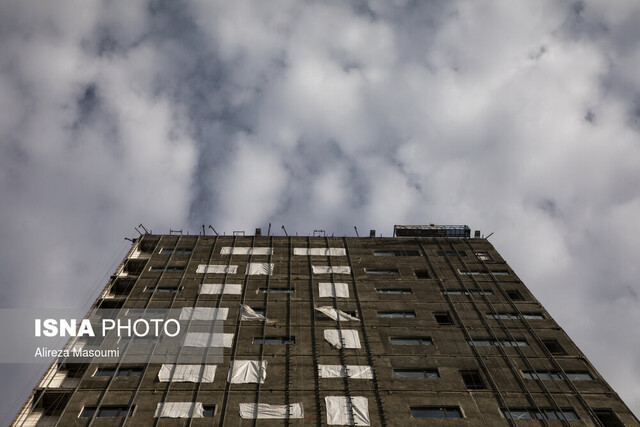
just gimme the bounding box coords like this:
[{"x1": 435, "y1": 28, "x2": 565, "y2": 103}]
[{"x1": 12, "y1": 225, "x2": 638, "y2": 426}]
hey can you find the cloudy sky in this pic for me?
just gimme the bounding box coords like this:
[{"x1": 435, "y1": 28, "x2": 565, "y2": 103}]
[{"x1": 1, "y1": 0, "x2": 640, "y2": 421}]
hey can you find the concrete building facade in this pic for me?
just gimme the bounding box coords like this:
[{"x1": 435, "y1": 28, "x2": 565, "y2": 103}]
[{"x1": 13, "y1": 225, "x2": 638, "y2": 426}]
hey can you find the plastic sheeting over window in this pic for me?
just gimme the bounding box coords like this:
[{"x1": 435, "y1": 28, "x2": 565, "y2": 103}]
[
  {"x1": 319, "y1": 282, "x2": 349, "y2": 298},
  {"x1": 312, "y1": 266, "x2": 351, "y2": 274},
  {"x1": 228, "y1": 360, "x2": 268, "y2": 384},
  {"x1": 241, "y1": 305, "x2": 266, "y2": 321},
  {"x1": 154, "y1": 402, "x2": 204, "y2": 418},
  {"x1": 246, "y1": 263, "x2": 274, "y2": 275},
  {"x1": 221, "y1": 247, "x2": 273, "y2": 255},
  {"x1": 158, "y1": 365, "x2": 216, "y2": 383},
  {"x1": 315, "y1": 306, "x2": 359, "y2": 321},
  {"x1": 325, "y1": 396, "x2": 370, "y2": 426},
  {"x1": 294, "y1": 248, "x2": 346, "y2": 256},
  {"x1": 179, "y1": 307, "x2": 229, "y2": 321},
  {"x1": 319, "y1": 365, "x2": 373, "y2": 379},
  {"x1": 199, "y1": 284, "x2": 243, "y2": 294},
  {"x1": 196, "y1": 265, "x2": 238, "y2": 274},
  {"x1": 239, "y1": 403, "x2": 304, "y2": 419},
  {"x1": 183, "y1": 332, "x2": 234, "y2": 348},
  {"x1": 324, "y1": 329, "x2": 361, "y2": 349}
]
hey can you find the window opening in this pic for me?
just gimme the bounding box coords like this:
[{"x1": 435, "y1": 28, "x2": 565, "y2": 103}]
[
  {"x1": 542, "y1": 340, "x2": 567, "y2": 355},
  {"x1": 393, "y1": 369, "x2": 439, "y2": 379},
  {"x1": 434, "y1": 312, "x2": 454, "y2": 325},
  {"x1": 411, "y1": 407, "x2": 462, "y2": 419},
  {"x1": 413, "y1": 270, "x2": 430, "y2": 279},
  {"x1": 460, "y1": 370, "x2": 486, "y2": 389}
]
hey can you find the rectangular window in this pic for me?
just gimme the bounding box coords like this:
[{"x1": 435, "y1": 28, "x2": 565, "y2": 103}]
[
  {"x1": 434, "y1": 312, "x2": 454, "y2": 325},
  {"x1": 506, "y1": 290, "x2": 525, "y2": 301},
  {"x1": 366, "y1": 268, "x2": 400, "y2": 275},
  {"x1": 373, "y1": 250, "x2": 421, "y2": 256},
  {"x1": 80, "y1": 406, "x2": 134, "y2": 418},
  {"x1": 143, "y1": 286, "x2": 180, "y2": 293},
  {"x1": 159, "y1": 248, "x2": 192, "y2": 255},
  {"x1": 594, "y1": 409, "x2": 625, "y2": 426},
  {"x1": 460, "y1": 370, "x2": 486, "y2": 389},
  {"x1": 437, "y1": 250, "x2": 467, "y2": 257},
  {"x1": 442, "y1": 290, "x2": 494, "y2": 296},
  {"x1": 502, "y1": 408, "x2": 578, "y2": 420},
  {"x1": 393, "y1": 369, "x2": 439, "y2": 379},
  {"x1": 257, "y1": 288, "x2": 294, "y2": 294},
  {"x1": 468, "y1": 339, "x2": 528, "y2": 347},
  {"x1": 390, "y1": 337, "x2": 432, "y2": 346},
  {"x1": 253, "y1": 336, "x2": 296, "y2": 345},
  {"x1": 458, "y1": 269, "x2": 509, "y2": 276},
  {"x1": 376, "y1": 288, "x2": 413, "y2": 295},
  {"x1": 378, "y1": 311, "x2": 416, "y2": 319},
  {"x1": 149, "y1": 266, "x2": 184, "y2": 272},
  {"x1": 413, "y1": 270, "x2": 430, "y2": 279},
  {"x1": 522, "y1": 371, "x2": 563, "y2": 380},
  {"x1": 542, "y1": 339, "x2": 567, "y2": 355},
  {"x1": 474, "y1": 251, "x2": 492, "y2": 261},
  {"x1": 492, "y1": 270, "x2": 509, "y2": 275},
  {"x1": 487, "y1": 313, "x2": 544, "y2": 320},
  {"x1": 522, "y1": 313, "x2": 544, "y2": 320},
  {"x1": 94, "y1": 367, "x2": 143, "y2": 377},
  {"x1": 566, "y1": 371, "x2": 594, "y2": 381},
  {"x1": 93, "y1": 367, "x2": 116, "y2": 377},
  {"x1": 203, "y1": 405, "x2": 215, "y2": 417},
  {"x1": 411, "y1": 406, "x2": 462, "y2": 419},
  {"x1": 522, "y1": 371, "x2": 593, "y2": 381}
]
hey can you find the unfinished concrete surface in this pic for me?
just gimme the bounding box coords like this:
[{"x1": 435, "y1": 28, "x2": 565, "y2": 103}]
[{"x1": 13, "y1": 231, "x2": 639, "y2": 426}]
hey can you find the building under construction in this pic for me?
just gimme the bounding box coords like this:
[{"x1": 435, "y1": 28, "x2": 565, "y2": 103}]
[{"x1": 13, "y1": 225, "x2": 638, "y2": 425}]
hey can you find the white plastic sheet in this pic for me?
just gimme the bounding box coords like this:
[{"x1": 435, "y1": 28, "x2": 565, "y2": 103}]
[
  {"x1": 319, "y1": 282, "x2": 349, "y2": 298},
  {"x1": 183, "y1": 332, "x2": 234, "y2": 348},
  {"x1": 312, "y1": 266, "x2": 351, "y2": 274},
  {"x1": 196, "y1": 265, "x2": 238, "y2": 274},
  {"x1": 239, "y1": 403, "x2": 304, "y2": 419},
  {"x1": 199, "y1": 284, "x2": 243, "y2": 294},
  {"x1": 228, "y1": 360, "x2": 267, "y2": 384},
  {"x1": 325, "y1": 396, "x2": 370, "y2": 426},
  {"x1": 294, "y1": 248, "x2": 346, "y2": 256},
  {"x1": 324, "y1": 329, "x2": 361, "y2": 349},
  {"x1": 179, "y1": 307, "x2": 228, "y2": 321},
  {"x1": 318, "y1": 365, "x2": 373, "y2": 379},
  {"x1": 157, "y1": 364, "x2": 216, "y2": 383},
  {"x1": 154, "y1": 402, "x2": 204, "y2": 418},
  {"x1": 241, "y1": 305, "x2": 266, "y2": 321},
  {"x1": 221, "y1": 247, "x2": 273, "y2": 255},
  {"x1": 246, "y1": 263, "x2": 274, "y2": 275},
  {"x1": 315, "y1": 306, "x2": 359, "y2": 321}
]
